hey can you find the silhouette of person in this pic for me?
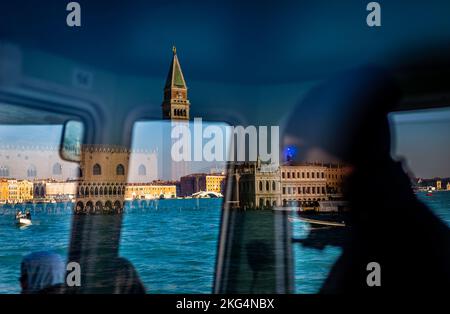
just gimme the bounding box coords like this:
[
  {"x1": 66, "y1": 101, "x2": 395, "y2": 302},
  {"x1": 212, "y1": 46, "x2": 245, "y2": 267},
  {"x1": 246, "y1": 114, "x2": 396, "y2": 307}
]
[
  {"x1": 20, "y1": 251, "x2": 65, "y2": 294},
  {"x1": 112, "y1": 257, "x2": 146, "y2": 294},
  {"x1": 52, "y1": 256, "x2": 146, "y2": 294},
  {"x1": 286, "y1": 65, "x2": 450, "y2": 293},
  {"x1": 246, "y1": 240, "x2": 275, "y2": 293}
]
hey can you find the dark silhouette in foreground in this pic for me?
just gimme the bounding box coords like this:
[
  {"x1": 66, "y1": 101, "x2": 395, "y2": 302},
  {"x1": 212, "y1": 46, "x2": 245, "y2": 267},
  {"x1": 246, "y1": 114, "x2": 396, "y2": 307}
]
[
  {"x1": 20, "y1": 251, "x2": 145, "y2": 294},
  {"x1": 112, "y1": 257, "x2": 146, "y2": 294},
  {"x1": 60, "y1": 257, "x2": 146, "y2": 294},
  {"x1": 287, "y1": 66, "x2": 450, "y2": 293},
  {"x1": 246, "y1": 240, "x2": 275, "y2": 293},
  {"x1": 20, "y1": 251, "x2": 65, "y2": 294}
]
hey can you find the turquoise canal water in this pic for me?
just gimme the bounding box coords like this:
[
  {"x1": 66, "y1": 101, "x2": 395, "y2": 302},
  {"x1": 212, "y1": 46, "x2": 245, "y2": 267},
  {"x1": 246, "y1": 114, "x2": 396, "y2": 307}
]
[{"x1": 0, "y1": 192, "x2": 449, "y2": 294}]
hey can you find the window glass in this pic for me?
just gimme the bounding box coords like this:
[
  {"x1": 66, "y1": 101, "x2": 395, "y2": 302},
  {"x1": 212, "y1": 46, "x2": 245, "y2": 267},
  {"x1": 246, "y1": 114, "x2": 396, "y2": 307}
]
[
  {"x1": 291, "y1": 107, "x2": 450, "y2": 293},
  {"x1": 0, "y1": 103, "x2": 80, "y2": 293},
  {"x1": 119, "y1": 120, "x2": 228, "y2": 293},
  {"x1": 390, "y1": 108, "x2": 450, "y2": 226}
]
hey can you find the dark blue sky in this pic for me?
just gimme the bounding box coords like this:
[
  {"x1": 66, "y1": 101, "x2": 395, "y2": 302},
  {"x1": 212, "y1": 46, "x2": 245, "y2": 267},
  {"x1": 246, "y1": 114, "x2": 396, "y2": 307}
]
[{"x1": 2, "y1": 0, "x2": 450, "y2": 83}]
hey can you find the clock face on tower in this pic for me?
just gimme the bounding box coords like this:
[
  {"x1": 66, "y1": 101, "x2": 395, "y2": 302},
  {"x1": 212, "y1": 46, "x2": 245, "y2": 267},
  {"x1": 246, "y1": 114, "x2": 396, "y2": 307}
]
[{"x1": 177, "y1": 92, "x2": 182, "y2": 99}]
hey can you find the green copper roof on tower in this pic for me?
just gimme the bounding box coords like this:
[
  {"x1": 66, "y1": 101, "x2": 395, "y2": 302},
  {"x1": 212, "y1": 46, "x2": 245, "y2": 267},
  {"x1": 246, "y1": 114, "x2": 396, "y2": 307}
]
[
  {"x1": 162, "y1": 46, "x2": 190, "y2": 121},
  {"x1": 165, "y1": 46, "x2": 187, "y2": 89}
]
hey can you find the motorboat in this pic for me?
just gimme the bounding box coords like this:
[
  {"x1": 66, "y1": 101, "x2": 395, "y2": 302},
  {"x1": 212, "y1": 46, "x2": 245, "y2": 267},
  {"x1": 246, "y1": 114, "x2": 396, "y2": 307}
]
[
  {"x1": 15, "y1": 211, "x2": 32, "y2": 227},
  {"x1": 16, "y1": 217, "x2": 32, "y2": 227},
  {"x1": 289, "y1": 216, "x2": 346, "y2": 227}
]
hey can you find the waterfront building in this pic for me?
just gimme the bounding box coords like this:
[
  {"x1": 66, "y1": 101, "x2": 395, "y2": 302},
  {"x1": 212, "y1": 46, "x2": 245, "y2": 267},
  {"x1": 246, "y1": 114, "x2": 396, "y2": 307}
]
[
  {"x1": 280, "y1": 164, "x2": 328, "y2": 206},
  {"x1": 416, "y1": 177, "x2": 450, "y2": 191},
  {"x1": 33, "y1": 180, "x2": 47, "y2": 198},
  {"x1": 447, "y1": 182, "x2": 450, "y2": 190},
  {"x1": 6, "y1": 179, "x2": 18, "y2": 202},
  {"x1": 179, "y1": 173, "x2": 226, "y2": 197},
  {"x1": 60, "y1": 144, "x2": 158, "y2": 213},
  {"x1": 229, "y1": 161, "x2": 281, "y2": 209},
  {"x1": 124, "y1": 183, "x2": 177, "y2": 200},
  {"x1": 228, "y1": 161, "x2": 350, "y2": 209},
  {"x1": 75, "y1": 145, "x2": 129, "y2": 213},
  {"x1": 325, "y1": 164, "x2": 351, "y2": 195},
  {"x1": 45, "y1": 181, "x2": 77, "y2": 199},
  {"x1": 206, "y1": 175, "x2": 226, "y2": 194},
  {"x1": 17, "y1": 180, "x2": 33, "y2": 202},
  {"x1": 0, "y1": 179, "x2": 9, "y2": 201},
  {"x1": 0, "y1": 179, "x2": 33, "y2": 202}
]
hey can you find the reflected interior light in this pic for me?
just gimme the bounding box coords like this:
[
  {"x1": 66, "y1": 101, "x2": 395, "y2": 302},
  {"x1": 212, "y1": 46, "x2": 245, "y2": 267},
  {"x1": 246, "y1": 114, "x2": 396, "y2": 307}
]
[{"x1": 283, "y1": 145, "x2": 298, "y2": 162}]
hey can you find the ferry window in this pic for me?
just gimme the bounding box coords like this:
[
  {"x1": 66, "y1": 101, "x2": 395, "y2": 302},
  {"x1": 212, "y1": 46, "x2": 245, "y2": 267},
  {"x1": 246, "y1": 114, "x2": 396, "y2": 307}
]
[
  {"x1": 289, "y1": 107, "x2": 450, "y2": 294},
  {"x1": 119, "y1": 120, "x2": 229, "y2": 293},
  {"x1": 0, "y1": 102, "x2": 81, "y2": 293},
  {"x1": 390, "y1": 108, "x2": 450, "y2": 227}
]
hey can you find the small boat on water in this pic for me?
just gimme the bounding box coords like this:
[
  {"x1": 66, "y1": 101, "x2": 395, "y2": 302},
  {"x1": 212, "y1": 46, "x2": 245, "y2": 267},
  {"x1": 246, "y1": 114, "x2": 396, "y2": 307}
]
[
  {"x1": 272, "y1": 206, "x2": 302, "y2": 212},
  {"x1": 15, "y1": 211, "x2": 32, "y2": 227},
  {"x1": 16, "y1": 217, "x2": 32, "y2": 227},
  {"x1": 289, "y1": 216, "x2": 346, "y2": 227}
]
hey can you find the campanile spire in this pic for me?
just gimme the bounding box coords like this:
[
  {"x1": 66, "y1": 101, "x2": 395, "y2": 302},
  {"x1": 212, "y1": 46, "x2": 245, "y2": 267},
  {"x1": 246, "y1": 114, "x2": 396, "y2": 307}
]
[{"x1": 162, "y1": 46, "x2": 190, "y2": 120}]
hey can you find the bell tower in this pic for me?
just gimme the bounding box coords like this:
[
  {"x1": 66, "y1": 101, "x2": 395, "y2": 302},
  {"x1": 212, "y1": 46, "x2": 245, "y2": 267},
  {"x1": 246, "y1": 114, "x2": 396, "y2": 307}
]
[
  {"x1": 162, "y1": 46, "x2": 190, "y2": 120},
  {"x1": 161, "y1": 47, "x2": 191, "y2": 180}
]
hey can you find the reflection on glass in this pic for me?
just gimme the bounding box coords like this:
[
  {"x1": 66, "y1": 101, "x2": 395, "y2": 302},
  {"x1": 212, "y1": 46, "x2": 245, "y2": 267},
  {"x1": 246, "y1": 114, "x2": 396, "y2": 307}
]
[
  {"x1": 0, "y1": 113, "x2": 79, "y2": 293},
  {"x1": 119, "y1": 120, "x2": 229, "y2": 293},
  {"x1": 60, "y1": 120, "x2": 84, "y2": 162},
  {"x1": 390, "y1": 108, "x2": 450, "y2": 227}
]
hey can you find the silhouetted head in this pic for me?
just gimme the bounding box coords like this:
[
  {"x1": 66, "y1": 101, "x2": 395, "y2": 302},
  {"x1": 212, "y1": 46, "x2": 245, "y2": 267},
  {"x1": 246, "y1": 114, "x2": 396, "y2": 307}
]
[
  {"x1": 285, "y1": 65, "x2": 401, "y2": 166},
  {"x1": 113, "y1": 257, "x2": 146, "y2": 294},
  {"x1": 20, "y1": 251, "x2": 65, "y2": 294}
]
